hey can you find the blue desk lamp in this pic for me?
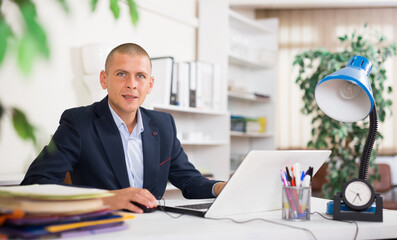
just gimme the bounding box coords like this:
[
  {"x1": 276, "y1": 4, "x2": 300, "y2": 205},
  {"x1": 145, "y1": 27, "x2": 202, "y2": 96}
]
[{"x1": 315, "y1": 56, "x2": 383, "y2": 222}]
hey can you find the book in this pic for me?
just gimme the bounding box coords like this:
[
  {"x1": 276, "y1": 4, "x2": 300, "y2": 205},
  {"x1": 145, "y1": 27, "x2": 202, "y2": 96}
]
[
  {"x1": 0, "y1": 184, "x2": 113, "y2": 200},
  {"x1": 0, "y1": 197, "x2": 106, "y2": 214},
  {"x1": 0, "y1": 185, "x2": 131, "y2": 239},
  {"x1": 0, "y1": 212, "x2": 134, "y2": 239}
]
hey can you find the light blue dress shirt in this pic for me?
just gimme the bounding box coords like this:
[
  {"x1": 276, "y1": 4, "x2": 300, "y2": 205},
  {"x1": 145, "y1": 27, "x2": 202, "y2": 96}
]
[{"x1": 108, "y1": 103, "x2": 144, "y2": 188}]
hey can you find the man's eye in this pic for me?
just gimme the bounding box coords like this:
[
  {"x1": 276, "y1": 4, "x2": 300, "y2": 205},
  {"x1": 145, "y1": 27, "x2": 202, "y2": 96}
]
[
  {"x1": 137, "y1": 74, "x2": 146, "y2": 79},
  {"x1": 117, "y1": 72, "x2": 126, "y2": 77}
]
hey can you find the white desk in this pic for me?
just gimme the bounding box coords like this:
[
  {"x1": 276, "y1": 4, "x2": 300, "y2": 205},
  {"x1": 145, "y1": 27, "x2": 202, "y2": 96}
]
[{"x1": 76, "y1": 198, "x2": 397, "y2": 240}]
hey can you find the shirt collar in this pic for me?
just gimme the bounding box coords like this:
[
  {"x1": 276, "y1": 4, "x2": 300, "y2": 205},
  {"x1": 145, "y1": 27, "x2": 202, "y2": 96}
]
[{"x1": 108, "y1": 102, "x2": 144, "y2": 136}]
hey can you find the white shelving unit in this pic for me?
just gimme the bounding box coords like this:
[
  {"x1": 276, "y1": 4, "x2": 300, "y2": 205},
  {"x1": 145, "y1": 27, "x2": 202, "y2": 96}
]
[
  {"x1": 228, "y1": 9, "x2": 278, "y2": 170},
  {"x1": 152, "y1": 105, "x2": 230, "y2": 180},
  {"x1": 143, "y1": 0, "x2": 232, "y2": 199},
  {"x1": 199, "y1": 0, "x2": 278, "y2": 172}
]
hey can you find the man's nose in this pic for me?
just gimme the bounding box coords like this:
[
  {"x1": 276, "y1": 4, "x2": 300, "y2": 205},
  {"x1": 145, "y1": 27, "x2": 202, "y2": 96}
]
[{"x1": 126, "y1": 77, "x2": 137, "y2": 89}]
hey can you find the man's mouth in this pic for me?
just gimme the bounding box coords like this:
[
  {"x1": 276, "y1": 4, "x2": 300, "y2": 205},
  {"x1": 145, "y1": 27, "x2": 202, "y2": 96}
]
[{"x1": 123, "y1": 94, "x2": 138, "y2": 100}]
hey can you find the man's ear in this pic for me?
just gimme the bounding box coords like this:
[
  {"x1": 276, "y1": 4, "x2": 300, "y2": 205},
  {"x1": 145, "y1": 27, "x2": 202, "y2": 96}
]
[
  {"x1": 100, "y1": 70, "x2": 107, "y2": 90},
  {"x1": 147, "y1": 76, "x2": 154, "y2": 94}
]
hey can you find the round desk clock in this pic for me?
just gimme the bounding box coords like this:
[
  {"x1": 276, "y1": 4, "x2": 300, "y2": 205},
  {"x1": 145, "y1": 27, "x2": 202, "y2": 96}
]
[{"x1": 341, "y1": 178, "x2": 375, "y2": 211}]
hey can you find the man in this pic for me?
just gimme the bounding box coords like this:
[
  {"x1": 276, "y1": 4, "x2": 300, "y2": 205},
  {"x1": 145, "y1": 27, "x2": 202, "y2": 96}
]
[{"x1": 21, "y1": 43, "x2": 226, "y2": 213}]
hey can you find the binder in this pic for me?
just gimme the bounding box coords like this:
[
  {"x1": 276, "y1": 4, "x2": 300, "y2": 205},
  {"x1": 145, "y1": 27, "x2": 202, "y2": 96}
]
[
  {"x1": 177, "y1": 62, "x2": 190, "y2": 108},
  {"x1": 189, "y1": 61, "x2": 197, "y2": 108},
  {"x1": 144, "y1": 57, "x2": 174, "y2": 108},
  {"x1": 170, "y1": 63, "x2": 178, "y2": 105},
  {"x1": 197, "y1": 61, "x2": 214, "y2": 110}
]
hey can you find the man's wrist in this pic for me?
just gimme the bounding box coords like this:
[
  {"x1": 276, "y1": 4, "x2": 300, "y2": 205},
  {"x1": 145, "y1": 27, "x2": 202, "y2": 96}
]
[{"x1": 212, "y1": 182, "x2": 225, "y2": 197}]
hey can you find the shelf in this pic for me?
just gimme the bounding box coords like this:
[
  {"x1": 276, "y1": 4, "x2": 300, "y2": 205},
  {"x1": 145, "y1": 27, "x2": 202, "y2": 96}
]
[
  {"x1": 228, "y1": 51, "x2": 274, "y2": 69},
  {"x1": 230, "y1": 131, "x2": 274, "y2": 138},
  {"x1": 228, "y1": 91, "x2": 271, "y2": 103},
  {"x1": 181, "y1": 140, "x2": 228, "y2": 146},
  {"x1": 153, "y1": 104, "x2": 227, "y2": 116},
  {"x1": 137, "y1": 1, "x2": 198, "y2": 28},
  {"x1": 229, "y1": 9, "x2": 275, "y2": 34}
]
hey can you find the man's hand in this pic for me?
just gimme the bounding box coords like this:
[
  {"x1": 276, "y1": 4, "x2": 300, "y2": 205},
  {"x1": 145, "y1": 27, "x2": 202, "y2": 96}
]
[
  {"x1": 102, "y1": 187, "x2": 157, "y2": 213},
  {"x1": 213, "y1": 182, "x2": 227, "y2": 196}
]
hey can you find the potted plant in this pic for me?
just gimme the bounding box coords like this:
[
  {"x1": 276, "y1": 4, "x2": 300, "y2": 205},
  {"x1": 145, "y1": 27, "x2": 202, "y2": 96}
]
[{"x1": 293, "y1": 25, "x2": 396, "y2": 199}]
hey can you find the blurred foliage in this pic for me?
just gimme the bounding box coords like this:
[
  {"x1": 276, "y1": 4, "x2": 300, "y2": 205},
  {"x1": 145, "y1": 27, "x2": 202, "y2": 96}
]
[
  {"x1": 0, "y1": 0, "x2": 138, "y2": 146},
  {"x1": 294, "y1": 24, "x2": 396, "y2": 199}
]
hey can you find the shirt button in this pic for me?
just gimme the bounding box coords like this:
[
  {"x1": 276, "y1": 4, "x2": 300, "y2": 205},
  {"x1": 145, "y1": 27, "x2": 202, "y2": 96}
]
[{"x1": 152, "y1": 131, "x2": 158, "y2": 136}]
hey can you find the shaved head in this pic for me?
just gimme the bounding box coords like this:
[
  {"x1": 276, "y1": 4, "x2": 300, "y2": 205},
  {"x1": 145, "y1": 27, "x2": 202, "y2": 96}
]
[{"x1": 105, "y1": 43, "x2": 152, "y2": 73}]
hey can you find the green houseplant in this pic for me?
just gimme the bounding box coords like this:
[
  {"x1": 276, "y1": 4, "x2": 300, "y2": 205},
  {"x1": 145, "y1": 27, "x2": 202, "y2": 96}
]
[
  {"x1": 293, "y1": 25, "x2": 396, "y2": 199},
  {"x1": 0, "y1": 0, "x2": 138, "y2": 146}
]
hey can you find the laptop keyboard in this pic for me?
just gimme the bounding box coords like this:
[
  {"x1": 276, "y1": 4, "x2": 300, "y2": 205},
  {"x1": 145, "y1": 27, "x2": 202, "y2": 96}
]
[{"x1": 176, "y1": 202, "x2": 212, "y2": 210}]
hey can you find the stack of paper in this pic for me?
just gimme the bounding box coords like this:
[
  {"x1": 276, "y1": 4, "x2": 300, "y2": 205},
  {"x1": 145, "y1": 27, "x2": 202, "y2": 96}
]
[{"x1": 0, "y1": 184, "x2": 134, "y2": 238}]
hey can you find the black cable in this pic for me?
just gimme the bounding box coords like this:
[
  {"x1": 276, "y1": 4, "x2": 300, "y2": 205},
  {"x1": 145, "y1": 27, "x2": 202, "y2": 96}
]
[
  {"x1": 359, "y1": 106, "x2": 378, "y2": 180},
  {"x1": 158, "y1": 198, "x2": 317, "y2": 239},
  {"x1": 157, "y1": 198, "x2": 184, "y2": 219},
  {"x1": 311, "y1": 211, "x2": 358, "y2": 240},
  {"x1": 157, "y1": 199, "x2": 361, "y2": 240},
  {"x1": 206, "y1": 216, "x2": 318, "y2": 240}
]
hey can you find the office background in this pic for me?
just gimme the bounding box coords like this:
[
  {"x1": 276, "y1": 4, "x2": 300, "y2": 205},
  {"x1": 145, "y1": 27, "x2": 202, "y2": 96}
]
[
  {"x1": 1, "y1": 0, "x2": 397, "y2": 185},
  {"x1": 0, "y1": 0, "x2": 199, "y2": 175}
]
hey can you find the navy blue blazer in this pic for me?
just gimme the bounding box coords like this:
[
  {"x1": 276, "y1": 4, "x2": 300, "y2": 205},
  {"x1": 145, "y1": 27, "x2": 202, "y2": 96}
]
[{"x1": 21, "y1": 96, "x2": 218, "y2": 199}]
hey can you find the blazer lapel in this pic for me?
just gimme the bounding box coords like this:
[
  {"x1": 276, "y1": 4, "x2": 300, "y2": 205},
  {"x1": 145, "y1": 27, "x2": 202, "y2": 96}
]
[
  {"x1": 141, "y1": 109, "x2": 160, "y2": 193},
  {"x1": 94, "y1": 97, "x2": 130, "y2": 189}
]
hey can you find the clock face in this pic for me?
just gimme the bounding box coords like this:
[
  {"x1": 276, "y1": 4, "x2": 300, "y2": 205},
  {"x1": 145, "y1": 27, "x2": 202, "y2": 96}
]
[
  {"x1": 344, "y1": 181, "x2": 372, "y2": 206},
  {"x1": 342, "y1": 178, "x2": 375, "y2": 211}
]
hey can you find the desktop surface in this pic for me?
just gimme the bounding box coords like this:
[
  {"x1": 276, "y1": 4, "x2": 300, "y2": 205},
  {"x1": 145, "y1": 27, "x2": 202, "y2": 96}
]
[{"x1": 74, "y1": 198, "x2": 397, "y2": 240}]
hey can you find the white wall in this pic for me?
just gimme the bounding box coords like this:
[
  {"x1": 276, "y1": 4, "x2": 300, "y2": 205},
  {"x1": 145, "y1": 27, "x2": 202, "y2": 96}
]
[{"x1": 0, "y1": 0, "x2": 198, "y2": 175}]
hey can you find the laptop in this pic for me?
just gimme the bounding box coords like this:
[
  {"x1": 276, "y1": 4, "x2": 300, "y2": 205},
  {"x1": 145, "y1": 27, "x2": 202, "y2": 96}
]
[{"x1": 158, "y1": 150, "x2": 331, "y2": 218}]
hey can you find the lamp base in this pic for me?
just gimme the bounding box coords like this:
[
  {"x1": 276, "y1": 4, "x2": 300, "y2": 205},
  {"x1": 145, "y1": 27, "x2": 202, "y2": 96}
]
[{"x1": 333, "y1": 192, "x2": 383, "y2": 222}]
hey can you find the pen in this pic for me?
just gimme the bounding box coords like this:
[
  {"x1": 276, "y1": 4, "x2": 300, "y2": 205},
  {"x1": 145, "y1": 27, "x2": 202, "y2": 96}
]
[
  {"x1": 285, "y1": 167, "x2": 292, "y2": 186},
  {"x1": 280, "y1": 169, "x2": 288, "y2": 186},
  {"x1": 280, "y1": 169, "x2": 298, "y2": 218},
  {"x1": 300, "y1": 171, "x2": 305, "y2": 184},
  {"x1": 290, "y1": 166, "x2": 295, "y2": 187},
  {"x1": 300, "y1": 175, "x2": 312, "y2": 212},
  {"x1": 306, "y1": 166, "x2": 313, "y2": 181},
  {"x1": 294, "y1": 163, "x2": 301, "y2": 187},
  {"x1": 303, "y1": 174, "x2": 311, "y2": 187}
]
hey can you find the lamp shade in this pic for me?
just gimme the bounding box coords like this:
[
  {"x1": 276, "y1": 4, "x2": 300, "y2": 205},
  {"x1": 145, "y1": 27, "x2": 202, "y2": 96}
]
[{"x1": 315, "y1": 56, "x2": 374, "y2": 122}]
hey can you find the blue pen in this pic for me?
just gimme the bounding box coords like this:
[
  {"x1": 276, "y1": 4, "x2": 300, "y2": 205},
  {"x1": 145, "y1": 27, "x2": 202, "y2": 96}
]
[
  {"x1": 300, "y1": 171, "x2": 305, "y2": 182},
  {"x1": 284, "y1": 172, "x2": 290, "y2": 186}
]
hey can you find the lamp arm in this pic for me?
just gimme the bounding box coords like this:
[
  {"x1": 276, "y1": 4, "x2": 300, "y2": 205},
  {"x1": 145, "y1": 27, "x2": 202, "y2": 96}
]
[{"x1": 359, "y1": 105, "x2": 378, "y2": 180}]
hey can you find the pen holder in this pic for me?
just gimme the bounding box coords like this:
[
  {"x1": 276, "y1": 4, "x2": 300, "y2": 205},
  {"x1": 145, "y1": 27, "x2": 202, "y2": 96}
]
[{"x1": 282, "y1": 186, "x2": 311, "y2": 221}]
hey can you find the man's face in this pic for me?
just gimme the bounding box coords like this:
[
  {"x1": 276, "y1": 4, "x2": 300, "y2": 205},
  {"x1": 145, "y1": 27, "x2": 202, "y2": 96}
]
[{"x1": 100, "y1": 53, "x2": 154, "y2": 120}]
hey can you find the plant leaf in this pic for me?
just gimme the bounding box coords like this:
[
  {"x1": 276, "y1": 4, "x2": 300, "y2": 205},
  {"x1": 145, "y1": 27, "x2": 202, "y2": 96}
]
[
  {"x1": 57, "y1": 0, "x2": 70, "y2": 13},
  {"x1": 17, "y1": 33, "x2": 38, "y2": 75},
  {"x1": 126, "y1": 0, "x2": 139, "y2": 26},
  {"x1": 17, "y1": 0, "x2": 50, "y2": 59},
  {"x1": 0, "y1": 17, "x2": 13, "y2": 66},
  {"x1": 91, "y1": 0, "x2": 99, "y2": 11},
  {"x1": 11, "y1": 108, "x2": 36, "y2": 145},
  {"x1": 110, "y1": 0, "x2": 120, "y2": 19}
]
